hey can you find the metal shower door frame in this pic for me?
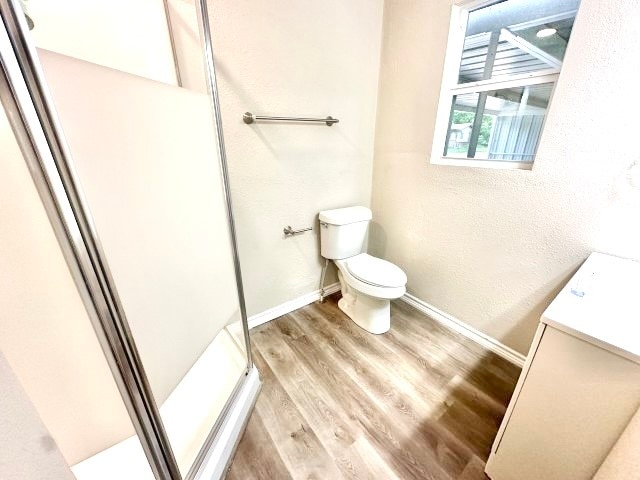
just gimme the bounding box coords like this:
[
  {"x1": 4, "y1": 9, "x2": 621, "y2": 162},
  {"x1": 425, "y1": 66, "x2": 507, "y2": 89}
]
[{"x1": 194, "y1": 0, "x2": 253, "y2": 373}]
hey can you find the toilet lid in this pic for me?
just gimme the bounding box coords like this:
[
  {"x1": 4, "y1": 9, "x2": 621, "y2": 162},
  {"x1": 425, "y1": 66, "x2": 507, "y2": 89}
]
[{"x1": 345, "y1": 254, "x2": 407, "y2": 288}]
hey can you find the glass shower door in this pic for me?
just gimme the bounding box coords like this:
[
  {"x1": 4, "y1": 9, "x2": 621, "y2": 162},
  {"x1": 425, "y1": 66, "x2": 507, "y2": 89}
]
[
  {"x1": 0, "y1": 77, "x2": 156, "y2": 480},
  {"x1": 39, "y1": 51, "x2": 249, "y2": 476},
  {"x1": 0, "y1": 0, "x2": 256, "y2": 478}
]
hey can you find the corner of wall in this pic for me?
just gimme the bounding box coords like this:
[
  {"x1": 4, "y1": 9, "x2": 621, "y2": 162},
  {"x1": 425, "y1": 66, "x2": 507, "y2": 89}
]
[{"x1": 368, "y1": 0, "x2": 392, "y2": 258}]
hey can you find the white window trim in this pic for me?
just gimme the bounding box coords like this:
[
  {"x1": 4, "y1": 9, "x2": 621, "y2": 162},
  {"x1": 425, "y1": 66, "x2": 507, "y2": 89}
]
[
  {"x1": 432, "y1": 157, "x2": 534, "y2": 170},
  {"x1": 430, "y1": 0, "x2": 564, "y2": 170},
  {"x1": 450, "y1": 71, "x2": 559, "y2": 95}
]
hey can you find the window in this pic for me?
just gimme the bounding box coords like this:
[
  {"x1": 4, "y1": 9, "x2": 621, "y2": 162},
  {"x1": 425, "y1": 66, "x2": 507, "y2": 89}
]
[{"x1": 431, "y1": 0, "x2": 581, "y2": 169}]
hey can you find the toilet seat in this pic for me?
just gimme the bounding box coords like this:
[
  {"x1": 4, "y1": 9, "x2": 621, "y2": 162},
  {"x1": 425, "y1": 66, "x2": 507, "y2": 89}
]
[
  {"x1": 333, "y1": 255, "x2": 407, "y2": 333},
  {"x1": 345, "y1": 254, "x2": 407, "y2": 288}
]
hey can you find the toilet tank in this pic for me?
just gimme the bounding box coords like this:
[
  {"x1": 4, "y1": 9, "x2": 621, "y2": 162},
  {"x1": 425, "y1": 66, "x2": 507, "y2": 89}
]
[{"x1": 319, "y1": 206, "x2": 372, "y2": 259}]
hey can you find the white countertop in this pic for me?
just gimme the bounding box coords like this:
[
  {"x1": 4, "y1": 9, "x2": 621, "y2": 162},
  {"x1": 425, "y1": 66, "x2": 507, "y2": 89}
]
[{"x1": 541, "y1": 252, "x2": 640, "y2": 364}]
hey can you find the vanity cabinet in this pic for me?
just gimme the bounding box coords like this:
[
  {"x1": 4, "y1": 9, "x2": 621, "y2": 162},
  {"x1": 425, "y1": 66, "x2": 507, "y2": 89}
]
[{"x1": 486, "y1": 253, "x2": 640, "y2": 480}]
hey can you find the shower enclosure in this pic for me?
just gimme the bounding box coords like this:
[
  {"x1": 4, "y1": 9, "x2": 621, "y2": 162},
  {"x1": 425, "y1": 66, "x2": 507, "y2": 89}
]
[{"x1": 0, "y1": 0, "x2": 259, "y2": 478}]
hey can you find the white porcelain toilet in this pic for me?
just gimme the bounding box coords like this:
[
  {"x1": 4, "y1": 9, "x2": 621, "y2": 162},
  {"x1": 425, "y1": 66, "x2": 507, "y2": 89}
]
[{"x1": 319, "y1": 206, "x2": 407, "y2": 334}]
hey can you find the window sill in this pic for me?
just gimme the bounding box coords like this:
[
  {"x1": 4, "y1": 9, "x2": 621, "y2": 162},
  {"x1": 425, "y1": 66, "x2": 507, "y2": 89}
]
[{"x1": 431, "y1": 156, "x2": 534, "y2": 171}]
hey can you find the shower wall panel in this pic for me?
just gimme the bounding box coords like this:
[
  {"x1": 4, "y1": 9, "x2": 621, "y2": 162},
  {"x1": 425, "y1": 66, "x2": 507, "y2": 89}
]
[{"x1": 38, "y1": 49, "x2": 245, "y2": 405}]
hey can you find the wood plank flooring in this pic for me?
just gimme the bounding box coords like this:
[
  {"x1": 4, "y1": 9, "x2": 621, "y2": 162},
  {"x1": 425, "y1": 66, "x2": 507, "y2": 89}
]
[{"x1": 227, "y1": 294, "x2": 521, "y2": 480}]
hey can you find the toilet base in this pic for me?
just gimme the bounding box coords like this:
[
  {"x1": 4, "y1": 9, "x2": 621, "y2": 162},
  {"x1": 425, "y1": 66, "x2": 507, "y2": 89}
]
[{"x1": 337, "y1": 271, "x2": 391, "y2": 334}]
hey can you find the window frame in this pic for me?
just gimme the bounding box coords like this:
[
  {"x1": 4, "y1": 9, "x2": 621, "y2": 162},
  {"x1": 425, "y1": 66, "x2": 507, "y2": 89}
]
[{"x1": 430, "y1": 0, "x2": 575, "y2": 170}]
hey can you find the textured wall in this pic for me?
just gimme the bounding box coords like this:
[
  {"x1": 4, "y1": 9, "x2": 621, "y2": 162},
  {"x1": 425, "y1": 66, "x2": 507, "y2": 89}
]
[
  {"x1": 205, "y1": 0, "x2": 384, "y2": 315},
  {"x1": 371, "y1": 0, "x2": 640, "y2": 354},
  {"x1": 0, "y1": 354, "x2": 75, "y2": 480},
  {"x1": 595, "y1": 406, "x2": 640, "y2": 480}
]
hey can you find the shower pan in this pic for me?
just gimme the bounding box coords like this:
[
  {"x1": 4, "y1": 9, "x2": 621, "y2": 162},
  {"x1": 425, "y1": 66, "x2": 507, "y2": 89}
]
[{"x1": 0, "y1": 0, "x2": 260, "y2": 478}]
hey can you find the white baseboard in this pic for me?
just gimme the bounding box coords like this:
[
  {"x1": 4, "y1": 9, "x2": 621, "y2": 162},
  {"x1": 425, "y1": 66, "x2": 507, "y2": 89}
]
[
  {"x1": 248, "y1": 282, "x2": 341, "y2": 330},
  {"x1": 246, "y1": 285, "x2": 525, "y2": 367},
  {"x1": 400, "y1": 293, "x2": 526, "y2": 367}
]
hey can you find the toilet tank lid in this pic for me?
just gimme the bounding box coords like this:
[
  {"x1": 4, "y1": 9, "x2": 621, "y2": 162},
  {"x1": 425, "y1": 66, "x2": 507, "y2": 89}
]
[{"x1": 319, "y1": 206, "x2": 372, "y2": 225}]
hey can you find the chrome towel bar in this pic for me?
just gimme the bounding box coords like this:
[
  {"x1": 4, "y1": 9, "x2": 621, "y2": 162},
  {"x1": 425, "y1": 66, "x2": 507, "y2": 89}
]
[
  {"x1": 243, "y1": 112, "x2": 339, "y2": 126},
  {"x1": 283, "y1": 225, "x2": 312, "y2": 236}
]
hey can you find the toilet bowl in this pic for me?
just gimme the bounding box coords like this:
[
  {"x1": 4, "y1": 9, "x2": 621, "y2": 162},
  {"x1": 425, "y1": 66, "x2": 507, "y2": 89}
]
[
  {"x1": 318, "y1": 206, "x2": 407, "y2": 334},
  {"x1": 334, "y1": 254, "x2": 406, "y2": 334}
]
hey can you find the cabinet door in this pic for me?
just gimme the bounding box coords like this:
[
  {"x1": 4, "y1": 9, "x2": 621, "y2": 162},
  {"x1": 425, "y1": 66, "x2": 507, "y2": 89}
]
[{"x1": 486, "y1": 327, "x2": 640, "y2": 480}]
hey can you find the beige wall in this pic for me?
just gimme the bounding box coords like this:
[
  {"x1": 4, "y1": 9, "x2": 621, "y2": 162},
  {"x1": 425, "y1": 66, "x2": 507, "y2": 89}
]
[
  {"x1": 371, "y1": 0, "x2": 640, "y2": 354},
  {"x1": 0, "y1": 105, "x2": 134, "y2": 464},
  {"x1": 28, "y1": 0, "x2": 177, "y2": 84},
  {"x1": 0, "y1": 353, "x2": 75, "y2": 480},
  {"x1": 205, "y1": 0, "x2": 385, "y2": 315}
]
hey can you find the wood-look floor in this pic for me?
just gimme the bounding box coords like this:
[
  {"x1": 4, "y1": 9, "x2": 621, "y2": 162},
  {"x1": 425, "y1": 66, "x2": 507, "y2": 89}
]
[{"x1": 227, "y1": 294, "x2": 521, "y2": 480}]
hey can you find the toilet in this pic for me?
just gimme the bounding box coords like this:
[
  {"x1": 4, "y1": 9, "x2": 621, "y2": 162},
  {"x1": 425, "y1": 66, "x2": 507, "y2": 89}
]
[{"x1": 319, "y1": 206, "x2": 407, "y2": 334}]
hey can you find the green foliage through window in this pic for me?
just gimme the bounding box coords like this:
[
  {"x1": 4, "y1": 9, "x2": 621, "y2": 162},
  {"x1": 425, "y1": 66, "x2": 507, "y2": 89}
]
[{"x1": 451, "y1": 111, "x2": 494, "y2": 146}]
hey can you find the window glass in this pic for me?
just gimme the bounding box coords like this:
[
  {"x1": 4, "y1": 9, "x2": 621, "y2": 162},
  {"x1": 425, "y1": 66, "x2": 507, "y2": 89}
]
[
  {"x1": 433, "y1": 0, "x2": 581, "y2": 166},
  {"x1": 458, "y1": 0, "x2": 580, "y2": 84},
  {"x1": 445, "y1": 83, "x2": 553, "y2": 161}
]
